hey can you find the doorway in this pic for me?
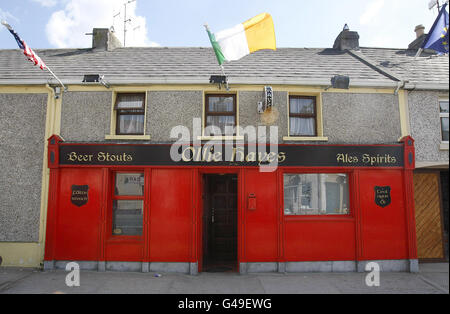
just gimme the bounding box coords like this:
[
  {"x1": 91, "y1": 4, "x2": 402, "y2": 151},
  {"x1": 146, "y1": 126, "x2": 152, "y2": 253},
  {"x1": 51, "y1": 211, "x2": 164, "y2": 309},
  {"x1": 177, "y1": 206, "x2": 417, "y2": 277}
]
[{"x1": 202, "y1": 174, "x2": 238, "y2": 272}]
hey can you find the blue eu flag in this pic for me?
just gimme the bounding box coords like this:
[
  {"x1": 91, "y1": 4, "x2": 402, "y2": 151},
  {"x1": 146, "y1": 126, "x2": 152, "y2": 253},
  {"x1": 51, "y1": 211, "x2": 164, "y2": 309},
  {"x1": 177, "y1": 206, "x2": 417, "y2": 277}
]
[{"x1": 422, "y1": 3, "x2": 449, "y2": 54}]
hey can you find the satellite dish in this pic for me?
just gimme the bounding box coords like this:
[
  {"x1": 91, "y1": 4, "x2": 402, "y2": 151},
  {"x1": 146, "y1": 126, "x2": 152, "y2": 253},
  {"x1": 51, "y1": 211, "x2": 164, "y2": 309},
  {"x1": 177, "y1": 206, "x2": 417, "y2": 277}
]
[{"x1": 260, "y1": 107, "x2": 279, "y2": 125}]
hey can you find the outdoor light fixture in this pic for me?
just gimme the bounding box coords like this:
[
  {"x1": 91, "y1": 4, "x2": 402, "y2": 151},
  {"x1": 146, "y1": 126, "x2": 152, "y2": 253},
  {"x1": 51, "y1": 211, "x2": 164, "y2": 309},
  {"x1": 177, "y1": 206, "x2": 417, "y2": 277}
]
[
  {"x1": 325, "y1": 75, "x2": 350, "y2": 90},
  {"x1": 82, "y1": 74, "x2": 101, "y2": 83},
  {"x1": 331, "y1": 75, "x2": 350, "y2": 89},
  {"x1": 209, "y1": 75, "x2": 228, "y2": 90},
  {"x1": 82, "y1": 74, "x2": 111, "y2": 89},
  {"x1": 209, "y1": 75, "x2": 227, "y2": 84}
]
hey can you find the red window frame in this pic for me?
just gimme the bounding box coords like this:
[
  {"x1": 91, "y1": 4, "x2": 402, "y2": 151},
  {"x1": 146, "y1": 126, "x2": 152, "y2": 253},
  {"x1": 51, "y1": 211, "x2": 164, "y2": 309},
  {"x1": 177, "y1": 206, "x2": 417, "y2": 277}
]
[
  {"x1": 109, "y1": 171, "x2": 145, "y2": 240},
  {"x1": 281, "y1": 169, "x2": 354, "y2": 219}
]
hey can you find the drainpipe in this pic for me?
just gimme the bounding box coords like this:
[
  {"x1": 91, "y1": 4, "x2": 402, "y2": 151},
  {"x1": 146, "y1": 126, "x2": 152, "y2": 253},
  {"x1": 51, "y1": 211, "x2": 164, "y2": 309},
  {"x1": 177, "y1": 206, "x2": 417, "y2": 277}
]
[{"x1": 395, "y1": 80, "x2": 407, "y2": 96}]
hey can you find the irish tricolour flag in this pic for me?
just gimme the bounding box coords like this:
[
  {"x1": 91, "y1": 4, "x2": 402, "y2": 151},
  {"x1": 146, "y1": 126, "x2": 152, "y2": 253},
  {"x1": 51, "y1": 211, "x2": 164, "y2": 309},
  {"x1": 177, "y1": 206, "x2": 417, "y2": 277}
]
[{"x1": 205, "y1": 13, "x2": 276, "y2": 65}]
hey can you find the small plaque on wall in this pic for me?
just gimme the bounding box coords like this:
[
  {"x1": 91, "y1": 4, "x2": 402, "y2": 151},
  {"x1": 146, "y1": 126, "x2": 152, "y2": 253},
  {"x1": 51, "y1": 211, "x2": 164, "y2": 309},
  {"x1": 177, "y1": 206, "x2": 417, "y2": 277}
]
[
  {"x1": 374, "y1": 186, "x2": 391, "y2": 208},
  {"x1": 71, "y1": 185, "x2": 89, "y2": 207}
]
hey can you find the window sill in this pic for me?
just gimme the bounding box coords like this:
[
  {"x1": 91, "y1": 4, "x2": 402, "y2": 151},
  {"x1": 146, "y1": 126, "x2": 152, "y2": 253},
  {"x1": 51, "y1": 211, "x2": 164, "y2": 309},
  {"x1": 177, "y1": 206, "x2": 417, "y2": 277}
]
[
  {"x1": 283, "y1": 136, "x2": 329, "y2": 142},
  {"x1": 284, "y1": 216, "x2": 354, "y2": 223},
  {"x1": 197, "y1": 136, "x2": 245, "y2": 141},
  {"x1": 105, "y1": 135, "x2": 151, "y2": 140},
  {"x1": 440, "y1": 142, "x2": 449, "y2": 150}
]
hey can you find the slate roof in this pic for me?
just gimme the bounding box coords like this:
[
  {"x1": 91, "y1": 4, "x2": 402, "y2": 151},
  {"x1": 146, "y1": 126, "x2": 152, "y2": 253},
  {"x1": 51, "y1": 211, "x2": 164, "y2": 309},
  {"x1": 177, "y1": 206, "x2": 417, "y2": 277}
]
[
  {"x1": 359, "y1": 47, "x2": 449, "y2": 86},
  {"x1": 0, "y1": 46, "x2": 448, "y2": 88}
]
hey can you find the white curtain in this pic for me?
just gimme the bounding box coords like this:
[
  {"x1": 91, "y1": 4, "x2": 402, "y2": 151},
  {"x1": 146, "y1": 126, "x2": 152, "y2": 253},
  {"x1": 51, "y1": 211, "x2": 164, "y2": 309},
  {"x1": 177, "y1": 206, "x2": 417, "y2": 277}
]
[
  {"x1": 208, "y1": 96, "x2": 234, "y2": 112},
  {"x1": 119, "y1": 115, "x2": 145, "y2": 134},
  {"x1": 290, "y1": 117, "x2": 315, "y2": 136},
  {"x1": 207, "y1": 115, "x2": 235, "y2": 133}
]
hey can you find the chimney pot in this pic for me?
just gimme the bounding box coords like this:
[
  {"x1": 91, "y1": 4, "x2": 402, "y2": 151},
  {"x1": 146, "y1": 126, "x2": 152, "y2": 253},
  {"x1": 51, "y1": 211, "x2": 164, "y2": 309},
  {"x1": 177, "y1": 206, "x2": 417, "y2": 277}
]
[{"x1": 414, "y1": 24, "x2": 425, "y2": 38}]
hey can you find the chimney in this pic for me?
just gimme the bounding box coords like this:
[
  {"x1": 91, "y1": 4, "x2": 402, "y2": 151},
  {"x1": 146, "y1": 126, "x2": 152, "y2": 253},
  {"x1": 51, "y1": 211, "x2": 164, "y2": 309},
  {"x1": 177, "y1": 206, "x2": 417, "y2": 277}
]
[
  {"x1": 408, "y1": 24, "x2": 427, "y2": 50},
  {"x1": 333, "y1": 26, "x2": 360, "y2": 50},
  {"x1": 91, "y1": 28, "x2": 122, "y2": 51}
]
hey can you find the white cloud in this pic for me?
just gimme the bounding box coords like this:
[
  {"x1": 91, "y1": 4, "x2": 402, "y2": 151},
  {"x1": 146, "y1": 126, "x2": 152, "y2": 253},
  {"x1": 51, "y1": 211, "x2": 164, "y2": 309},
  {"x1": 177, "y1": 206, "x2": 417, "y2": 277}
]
[
  {"x1": 359, "y1": 0, "x2": 385, "y2": 25},
  {"x1": 45, "y1": 0, "x2": 159, "y2": 48},
  {"x1": 31, "y1": 0, "x2": 58, "y2": 7}
]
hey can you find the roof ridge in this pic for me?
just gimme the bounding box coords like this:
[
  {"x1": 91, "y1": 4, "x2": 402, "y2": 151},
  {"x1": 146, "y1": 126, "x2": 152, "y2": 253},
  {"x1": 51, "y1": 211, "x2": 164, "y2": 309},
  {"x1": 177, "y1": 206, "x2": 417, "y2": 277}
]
[{"x1": 346, "y1": 49, "x2": 403, "y2": 82}]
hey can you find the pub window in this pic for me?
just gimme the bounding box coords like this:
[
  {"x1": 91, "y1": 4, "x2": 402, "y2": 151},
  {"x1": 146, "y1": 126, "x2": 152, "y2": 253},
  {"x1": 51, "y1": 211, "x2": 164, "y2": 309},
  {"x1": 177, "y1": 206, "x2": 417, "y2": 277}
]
[
  {"x1": 205, "y1": 94, "x2": 237, "y2": 135},
  {"x1": 115, "y1": 93, "x2": 146, "y2": 135},
  {"x1": 440, "y1": 99, "x2": 449, "y2": 142},
  {"x1": 289, "y1": 96, "x2": 317, "y2": 136},
  {"x1": 284, "y1": 173, "x2": 350, "y2": 216},
  {"x1": 112, "y1": 172, "x2": 145, "y2": 236}
]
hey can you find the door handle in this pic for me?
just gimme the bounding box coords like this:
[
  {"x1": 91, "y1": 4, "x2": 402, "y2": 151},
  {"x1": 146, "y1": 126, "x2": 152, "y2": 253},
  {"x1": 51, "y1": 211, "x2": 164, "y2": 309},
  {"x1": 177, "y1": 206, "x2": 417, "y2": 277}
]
[{"x1": 211, "y1": 208, "x2": 215, "y2": 223}]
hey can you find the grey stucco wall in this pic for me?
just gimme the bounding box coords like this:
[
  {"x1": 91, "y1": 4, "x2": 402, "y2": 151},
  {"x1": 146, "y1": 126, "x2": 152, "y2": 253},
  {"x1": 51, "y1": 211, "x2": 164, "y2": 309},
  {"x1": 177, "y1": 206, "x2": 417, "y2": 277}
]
[
  {"x1": 147, "y1": 91, "x2": 203, "y2": 142},
  {"x1": 60, "y1": 91, "x2": 112, "y2": 142},
  {"x1": 408, "y1": 90, "x2": 449, "y2": 163},
  {"x1": 0, "y1": 93, "x2": 47, "y2": 242},
  {"x1": 239, "y1": 91, "x2": 287, "y2": 143},
  {"x1": 322, "y1": 93, "x2": 401, "y2": 144},
  {"x1": 58, "y1": 90, "x2": 402, "y2": 145}
]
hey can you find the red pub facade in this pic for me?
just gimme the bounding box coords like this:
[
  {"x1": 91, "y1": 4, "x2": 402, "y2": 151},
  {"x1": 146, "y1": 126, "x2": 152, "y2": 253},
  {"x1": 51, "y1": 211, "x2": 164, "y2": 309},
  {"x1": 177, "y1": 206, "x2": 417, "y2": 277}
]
[{"x1": 43, "y1": 135, "x2": 419, "y2": 274}]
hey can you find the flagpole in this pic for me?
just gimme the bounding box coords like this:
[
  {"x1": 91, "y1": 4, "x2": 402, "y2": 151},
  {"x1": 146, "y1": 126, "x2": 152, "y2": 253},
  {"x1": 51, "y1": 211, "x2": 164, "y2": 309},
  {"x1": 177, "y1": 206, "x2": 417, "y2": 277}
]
[
  {"x1": 204, "y1": 23, "x2": 229, "y2": 91},
  {"x1": 414, "y1": 48, "x2": 423, "y2": 59},
  {"x1": 46, "y1": 66, "x2": 67, "y2": 91},
  {"x1": 2, "y1": 20, "x2": 66, "y2": 92},
  {"x1": 220, "y1": 65, "x2": 230, "y2": 91}
]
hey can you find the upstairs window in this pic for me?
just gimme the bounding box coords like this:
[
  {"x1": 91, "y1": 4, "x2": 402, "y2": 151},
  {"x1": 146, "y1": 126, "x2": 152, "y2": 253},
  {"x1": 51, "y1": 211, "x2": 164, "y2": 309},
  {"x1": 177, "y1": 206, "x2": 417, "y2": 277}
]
[
  {"x1": 115, "y1": 93, "x2": 145, "y2": 135},
  {"x1": 289, "y1": 96, "x2": 317, "y2": 137},
  {"x1": 205, "y1": 94, "x2": 237, "y2": 135},
  {"x1": 440, "y1": 99, "x2": 449, "y2": 142}
]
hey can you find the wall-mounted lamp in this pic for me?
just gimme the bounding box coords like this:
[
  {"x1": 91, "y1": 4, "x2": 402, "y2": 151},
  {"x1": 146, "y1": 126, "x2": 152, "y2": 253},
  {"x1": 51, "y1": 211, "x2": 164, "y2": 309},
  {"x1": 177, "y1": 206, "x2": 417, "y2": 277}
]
[
  {"x1": 325, "y1": 75, "x2": 350, "y2": 90},
  {"x1": 82, "y1": 74, "x2": 111, "y2": 89},
  {"x1": 209, "y1": 75, "x2": 229, "y2": 90}
]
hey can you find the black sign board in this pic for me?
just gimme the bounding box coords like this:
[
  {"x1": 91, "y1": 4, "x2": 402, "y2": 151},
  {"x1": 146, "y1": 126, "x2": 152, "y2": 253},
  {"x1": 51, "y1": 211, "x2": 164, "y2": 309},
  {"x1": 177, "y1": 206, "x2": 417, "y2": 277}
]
[
  {"x1": 71, "y1": 185, "x2": 89, "y2": 207},
  {"x1": 59, "y1": 144, "x2": 404, "y2": 168},
  {"x1": 374, "y1": 186, "x2": 392, "y2": 208}
]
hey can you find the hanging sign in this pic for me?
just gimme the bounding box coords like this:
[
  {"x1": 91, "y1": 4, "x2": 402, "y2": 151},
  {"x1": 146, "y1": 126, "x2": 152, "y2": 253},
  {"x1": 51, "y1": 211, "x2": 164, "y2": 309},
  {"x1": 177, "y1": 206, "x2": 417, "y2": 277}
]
[{"x1": 265, "y1": 86, "x2": 273, "y2": 109}]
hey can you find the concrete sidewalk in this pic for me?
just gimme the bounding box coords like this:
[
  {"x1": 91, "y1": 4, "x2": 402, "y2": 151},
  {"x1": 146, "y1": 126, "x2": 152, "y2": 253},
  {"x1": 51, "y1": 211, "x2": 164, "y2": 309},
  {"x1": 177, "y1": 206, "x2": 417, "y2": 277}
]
[{"x1": 0, "y1": 263, "x2": 448, "y2": 294}]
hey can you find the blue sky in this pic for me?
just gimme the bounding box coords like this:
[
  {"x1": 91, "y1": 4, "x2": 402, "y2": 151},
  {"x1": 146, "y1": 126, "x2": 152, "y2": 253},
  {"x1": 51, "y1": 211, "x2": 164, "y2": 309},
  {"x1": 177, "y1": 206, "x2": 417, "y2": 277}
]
[{"x1": 0, "y1": 0, "x2": 445, "y2": 49}]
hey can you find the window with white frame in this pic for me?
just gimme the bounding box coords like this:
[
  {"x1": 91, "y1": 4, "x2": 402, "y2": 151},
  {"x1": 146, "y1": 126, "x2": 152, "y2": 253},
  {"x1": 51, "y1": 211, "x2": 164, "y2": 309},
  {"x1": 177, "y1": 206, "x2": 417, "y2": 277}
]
[{"x1": 440, "y1": 99, "x2": 449, "y2": 142}]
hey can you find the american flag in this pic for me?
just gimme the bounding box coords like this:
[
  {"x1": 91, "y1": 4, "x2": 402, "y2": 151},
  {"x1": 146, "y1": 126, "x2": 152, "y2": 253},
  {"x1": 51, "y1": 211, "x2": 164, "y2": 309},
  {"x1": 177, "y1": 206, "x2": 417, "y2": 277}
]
[{"x1": 1, "y1": 20, "x2": 47, "y2": 70}]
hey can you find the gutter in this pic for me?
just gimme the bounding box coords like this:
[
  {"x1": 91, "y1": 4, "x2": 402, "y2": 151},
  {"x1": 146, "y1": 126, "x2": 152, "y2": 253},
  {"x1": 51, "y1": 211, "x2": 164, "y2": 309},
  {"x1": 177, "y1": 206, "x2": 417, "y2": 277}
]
[
  {"x1": 0, "y1": 78, "x2": 399, "y2": 89},
  {"x1": 1, "y1": 78, "x2": 447, "y2": 91}
]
